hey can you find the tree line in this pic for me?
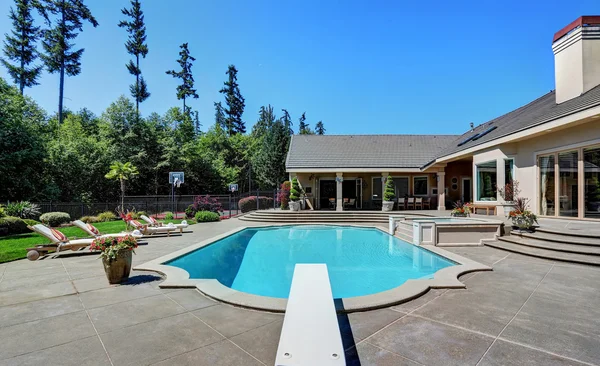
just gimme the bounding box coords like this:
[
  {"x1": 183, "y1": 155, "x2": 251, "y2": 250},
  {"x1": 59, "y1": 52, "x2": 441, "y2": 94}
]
[{"x1": 1, "y1": 0, "x2": 326, "y2": 203}]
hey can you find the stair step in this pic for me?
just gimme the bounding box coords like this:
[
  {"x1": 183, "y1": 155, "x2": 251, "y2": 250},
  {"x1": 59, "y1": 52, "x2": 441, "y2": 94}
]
[
  {"x1": 536, "y1": 227, "x2": 600, "y2": 239},
  {"x1": 395, "y1": 232, "x2": 413, "y2": 243},
  {"x1": 485, "y1": 240, "x2": 600, "y2": 266},
  {"x1": 513, "y1": 231, "x2": 600, "y2": 246},
  {"x1": 499, "y1": 236, "x2": 600, "y2": 255}
]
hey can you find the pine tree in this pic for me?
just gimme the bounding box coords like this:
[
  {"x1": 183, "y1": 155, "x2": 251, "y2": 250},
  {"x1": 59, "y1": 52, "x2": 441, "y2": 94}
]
[
  {"x1": 166, "y1": 43, "x2": 198, "y2": 113},
  {"x1": 214, "y1": 101, "x2": 226, "y2": 129},
  {"x1": 281, "y1": 108, "x2": 293, "y2": 135},
  {"x1": 252, "y1": 104, "x2": 275, "y2": 138},
  {"x1": 39, "y1": 0, "x2": 98, "y2": 124},
  {"x1": 315, "y1": 121, "x2": 325, "y2": 135},
  {"x1": 193, "y1": 110, "x2": 201, "y2": 134},
  {"x1": 298, "y1": 112, "x2": 313, "y2": 134},
  {"x1": 118, "y1": 0, "x2": 149, "y2": 118},
  {"x1": 219, "y1": 64, "x2": 245, "y2": 135},
  {"x1": 1, "y1": 0, "x2": 43, "y2": 95}
]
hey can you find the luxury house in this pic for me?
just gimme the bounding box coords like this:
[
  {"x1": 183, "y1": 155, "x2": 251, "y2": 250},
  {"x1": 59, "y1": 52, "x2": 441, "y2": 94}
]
[{"x1": 286, "y1": 16, "x2": 600, "y2": 221}]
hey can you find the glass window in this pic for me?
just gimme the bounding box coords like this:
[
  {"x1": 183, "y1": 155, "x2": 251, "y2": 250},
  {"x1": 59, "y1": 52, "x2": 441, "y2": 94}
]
[
  {"x1": 476, "y1": 161, "x2": 497, "y2": 201},
  {"x1": 584, "y1": 147, "x2": 600, "y2": 219},
  {"x1": 413, "y1": 177, "x2": 428, "y2": 196},
  {"x1": 504, "y1": 159, "x2": 514, "y2": 184},
  {"x1": 392, "y1": 178, "x2": 409, "y2": 199},
  {"x1": 372, "y1": 177, "x2": 382, "y2": 200},
  {"x1": 558, "y1": 151, "x2": 578, "y2": 217},
  {"x1": 539, "y1": 155, "x2": 555, "y2": 216}
]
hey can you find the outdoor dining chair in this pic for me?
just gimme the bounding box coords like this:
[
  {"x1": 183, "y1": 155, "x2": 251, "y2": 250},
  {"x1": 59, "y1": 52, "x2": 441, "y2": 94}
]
[
  {"x1": 406, "y1": 197, "x2": 415, "y2": 210},
  {"x1": 415, "y1": 197, "x2": 423, "y2": 209},
  {"x1": 423, "y1": 197, "x2": 431, "y2": 209}
]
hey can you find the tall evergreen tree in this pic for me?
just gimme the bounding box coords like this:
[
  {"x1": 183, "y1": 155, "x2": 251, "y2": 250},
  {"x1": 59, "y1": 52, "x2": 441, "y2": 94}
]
[
  {"x1": 315, "y1": 120, "x2": 325, "y2": 135},
  {"x1": 214, "y1": 101, "x2": 225, "y2": 129},
  {"x1": 1, "y1": 0, "x2": 43, "y2": 95},
  {"x1": 298, "y1": 112, "x2": 309, "y2": 134},
  {"x1": 219, "y1": 64, "x2": 246, "y2": 135},
  {"x1": 252, "y1": 104, "x2": 275, "y2": 138},
  {"x1": 118, "y1": 0, "x2": 149, "y2": 118},
  {"x1": 281, "y1": 108, "x2": 293, "y2": 135},
  {"x1": 165, "y1": 43, "x2": 198, "y2": 113},
  {"x1": 39, "y1": 0, "x2": 98, "y2": 124}
]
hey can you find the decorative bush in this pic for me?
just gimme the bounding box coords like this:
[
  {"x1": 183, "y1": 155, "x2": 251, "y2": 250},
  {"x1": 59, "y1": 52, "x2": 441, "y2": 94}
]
[
  {"x1": 290, "y1": 177, "x2": 300, "y2": 202},
  {"x1": 277, "y1": 181, "x2": 291, "y2": 210},
  {"x1": 5, "y1": 201, "x2": 40, "y2": 219},
  {"x1": 164, "y1": 211, "x2": 174, "y2": 220},
  {"x1": 239, "y1": 196, "x2": 274, "y2": 213},
  {"x1": 186, "y1": 195, "x2": 223, "y2": 218},
  {"x1": 90, "y1": 235, "x2": 138, "y2": 262},
  {"x1": 23, "y1": 219, "x2": 40, "y2": 226},
  {"x1": 0, "y1": 216, "x2": 29, "y2": 236},
  {"x1": 195, "y1": 211, "x2": 221, "y2": 222},
  {"x1": 509, "y1": 197, "x2": 538, "y2": 230},
  {"x1": 498, "y1": 180, "x2": 521, "y2": 202},
  {"x1": 97, "y1": 211, "x2": 117, "y2": 222},
  {"x1": 39, "y1": 212, "x2": 71, "y2": 227},
  {"x1": 80, "y1": 215, "x2": 99, "y2": 223},
  {"x1": 0, "y1": 205, "x2": 5, "y2": 218},
  {"x1": 383, "y1": 176, "x2": 396, "y2": 202},
  {"x1": 451, "y1": 201, "x2": 471, "y2": 216}
]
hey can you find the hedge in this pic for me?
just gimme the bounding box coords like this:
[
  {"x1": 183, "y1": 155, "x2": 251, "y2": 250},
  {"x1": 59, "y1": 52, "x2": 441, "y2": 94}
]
[
  {"x1": 97, "y1": 211, "x2": 117, "y2": 222},
  {"x1": 195, "y1": 211, "x2": 221, "y2": 222},
  {"x1": 239, "y1": 196, "x2": 274, "y2": 213},
  {"x1": 0, "y1": 216, "x2": 30, "y2": 236},
  {"x1": 39, "y1": 212, "x2": 71, "y2": 227}
]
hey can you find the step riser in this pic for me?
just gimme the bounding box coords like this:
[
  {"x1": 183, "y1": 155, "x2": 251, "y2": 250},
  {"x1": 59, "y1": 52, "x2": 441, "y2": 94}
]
[
  {"x1": 536, "y1": 227, "x2": 600, "y2": 240},
  {"x1": 511, "y1": 232, "x2": 600, "y2": 247},
  {"x1": 485, "y1": 242, "x2": 600, "y2": 266},
  {"x1": 499, "y1": 237, "x2": 600, "y2": 256}
]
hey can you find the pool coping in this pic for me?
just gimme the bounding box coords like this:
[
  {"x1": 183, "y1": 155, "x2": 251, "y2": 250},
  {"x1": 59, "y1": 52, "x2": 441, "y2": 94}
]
[{"x1": 134, "y1": 223, "x2": 492, "y2": 313}]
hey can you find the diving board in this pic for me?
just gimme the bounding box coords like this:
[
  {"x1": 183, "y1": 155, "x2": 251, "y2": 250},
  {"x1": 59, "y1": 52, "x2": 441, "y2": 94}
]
[{"x1": 275, "y1": 264, "x2": 345, "y2": 366}]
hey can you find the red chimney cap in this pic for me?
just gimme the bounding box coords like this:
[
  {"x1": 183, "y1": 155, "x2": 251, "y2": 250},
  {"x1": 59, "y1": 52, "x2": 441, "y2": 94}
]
[{"x1": 553, "y1": 16, "x2": 600, "y2": 43}]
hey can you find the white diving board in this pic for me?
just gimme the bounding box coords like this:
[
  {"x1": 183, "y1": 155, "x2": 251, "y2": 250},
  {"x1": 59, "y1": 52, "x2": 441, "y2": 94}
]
[{"x1": 275, "y1": 264, "x2": 345, "y2": 366}]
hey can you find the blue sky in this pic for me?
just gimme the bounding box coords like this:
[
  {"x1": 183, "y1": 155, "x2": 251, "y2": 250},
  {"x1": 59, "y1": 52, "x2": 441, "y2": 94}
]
[{"x1": 0, "y1": 0, "x2": 598, "y2": 135}]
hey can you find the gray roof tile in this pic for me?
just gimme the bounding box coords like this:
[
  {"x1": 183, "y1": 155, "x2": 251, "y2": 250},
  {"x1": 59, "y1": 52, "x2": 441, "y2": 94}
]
[{"x1": 285, "y1": 134, "x2": 459, "y2": 169}]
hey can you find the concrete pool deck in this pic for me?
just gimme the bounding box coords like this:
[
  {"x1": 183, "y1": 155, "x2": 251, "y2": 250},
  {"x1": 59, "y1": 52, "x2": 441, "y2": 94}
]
[{"x1": 0, "y1": 218, "x2": 599, "y2": 365}]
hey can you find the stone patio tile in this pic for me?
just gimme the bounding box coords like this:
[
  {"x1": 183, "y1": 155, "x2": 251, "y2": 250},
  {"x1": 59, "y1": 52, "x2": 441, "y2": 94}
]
[
  {"x1": 78, "y1": 283, "x2": 161, "y2": 309},
  {"x1": 338, "y1": 308, "x2": 405, "y2": 347},
  {"x1": 0, "y1": 293, "x2": 83, "y2": 328},
  {"x1": 153, "y1": 339, "x2": 262, "y2": 366},
  {"x1": 533, "y1": 265, "x2": 600, "y2": 308},
  {"x1": 0, "y1": 311, "x2": 96, "y2": 360},
  {"x1": 0, "y1": 281, "x2": 76, "y2": 307},
  {"x1": 193, "y1": 304, "x2": 282, "y2": 337},
  {"x1": 0, "y1": 271, "x2": 71, "y2": 292},
  {"x1": 500, "y1": 294, "x2": 600, "y2": 364},
  {"x1": 165, "y1": 289, "x2": 218, "y2": 311},
  {"x1": 89, "y1": 294, "x2": 186, "y2": 334},
  {"x1": 101, "y1": 312, "x2": 223, "y2": 366},
  {"x1": 444, "y1": 246, "x2": 509, "y2": 266},
  {"x1": 2, "y1": 264, "x2": 66, "y2": 279},
  {"x1": 65, "y1": 267, "x2": 108, "y2": 281},
  {"x1": 345, "y1": 342, "x2": 422, "y2": 366},
  {"x1": 229, "y1": 319, "x2": 283, "y2": 365},
  {"x1": 0, "y1": 335, "x2": 110, "y2": 366},
  {"x1": 479, "y1": 339, "x2": 588, "y2": 366},
  {"x1": 368, "y1": 315, "x2": 493, "y2": 366},
  {"x1": 390, "y1": 289, "x2": 446, "y2": 313},
  {"x1": 71, "y1": 274, "x2": 114, "y2": 293}
]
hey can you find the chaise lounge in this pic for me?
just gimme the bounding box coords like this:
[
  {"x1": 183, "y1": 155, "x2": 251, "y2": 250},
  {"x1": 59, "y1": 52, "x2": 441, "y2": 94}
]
[
  {"x1": 71, "y1": 220, "x2": 143, "y2": 240},
  {"x1": 129, "y1": 220, "x2": 180, "y2": 236},
  {"x1": 139, "y1": 215, "x2": 189, "y2": 233},
  {"x1": 26, "y1": 224, "x2": 96, "y2": 261}
]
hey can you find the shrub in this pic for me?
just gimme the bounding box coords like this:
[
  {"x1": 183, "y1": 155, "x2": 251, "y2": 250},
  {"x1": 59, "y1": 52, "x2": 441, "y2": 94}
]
[
  {"x1": 239, "y1": 196, "x2": 274, "y2": 213},
  {"x1": 5, "y1": 201, "x2": 41, "y2": 219},
  {"x1": 195, "y1": 211, "x2": 220, "y2": 222},
  {"x1": 39, "y1": 212, "x2": 71, "y2": 227},
  {"x1": 164, "y1": 211, "x2": 174, "y2": 220},
  {"x1": 23, "y1": 219, "x2": 40, "y2": 226},
  {"x1": 185, "y1": 204, "x2": 195, "y2": 219},
  {"x1": 97, "y1": 211, "x2": 117, "y2": 222},
  {"x1": 186, "y1": 195, "x2": 223, "y2": 219},
  {"x1": 136, "y1": 211, "x2": 147, "y2": 218},
  {"x1": 80, "y1": 215, "x2": 99, "y2": 223},
  {"x1": 383, "y1": 176, "x2": 396, "y2": 202},
  {"x1": 0, "y1": 216, "x2": 29, "y2": 236},
  {"x1": 290, "y1": 177, "x2": 300, "y2": 201},
  {"x1": 0, "y1": 205, "x2": 5, "y2": 218},
  {"x1": 277, "y1": 181, "x2": 291, "y2": 210}
]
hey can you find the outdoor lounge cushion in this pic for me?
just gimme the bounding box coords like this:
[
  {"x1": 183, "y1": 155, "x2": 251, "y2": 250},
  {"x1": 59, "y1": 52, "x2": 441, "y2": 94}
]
[
  {"x1": 51, "y1": 228, "x2": 68, "y2": 242},
  {"x1": 87, "y1": 223, "x2": 99, "y2": 235}
]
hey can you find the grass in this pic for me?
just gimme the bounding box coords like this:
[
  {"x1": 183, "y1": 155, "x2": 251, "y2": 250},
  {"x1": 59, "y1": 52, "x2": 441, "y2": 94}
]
[{"x1": 0, "y1": 218, "x2": 195, "y2": 263}]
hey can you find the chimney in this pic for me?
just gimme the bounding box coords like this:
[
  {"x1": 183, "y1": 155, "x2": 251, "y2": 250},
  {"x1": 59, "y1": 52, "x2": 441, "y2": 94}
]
[{"x1": 552, "y1": 16, "x2": 600, "y2": 104}]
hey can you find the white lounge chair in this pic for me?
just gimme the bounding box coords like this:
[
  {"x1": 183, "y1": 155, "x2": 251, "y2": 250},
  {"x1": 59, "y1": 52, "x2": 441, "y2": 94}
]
[
  {"x1": 139, "y1": 215, "x2": 189, "y2": 233},
  {"x1": 129, "y1": 220, "x2": 180, "y2": 236},
  {"x1": 27, "y1": 224, "x2": 95, "y2": 261},
  {"x1": 71, "y1": 220, "x2": 143, "y2": 240}
]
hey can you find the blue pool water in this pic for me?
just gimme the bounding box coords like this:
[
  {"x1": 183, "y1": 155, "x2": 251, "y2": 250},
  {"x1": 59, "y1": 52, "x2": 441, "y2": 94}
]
[{"x1": 167, "y1": 225, "x2": 456, "y2": 299}]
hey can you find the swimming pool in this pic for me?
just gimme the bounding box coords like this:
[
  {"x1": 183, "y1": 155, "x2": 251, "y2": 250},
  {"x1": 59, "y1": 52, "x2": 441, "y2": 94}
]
[{"x1": 166, "y1": 225, "x2": 456, "y2": 299}]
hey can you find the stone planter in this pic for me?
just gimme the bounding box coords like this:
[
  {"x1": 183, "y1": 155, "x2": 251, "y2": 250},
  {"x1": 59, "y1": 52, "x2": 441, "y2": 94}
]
[
  {"x1": 451, "y1": 212, "x2": 468, "y2": 217},
  {"x1": 511, "y1": 215, "x2": 536, "y2": 232},
  {"x1": 289, "y1": 201, "x2": 301, "y2": 211},
  {"x1": 382, "y1": 201, "x2": 394, "y2": 212},
  {"x1": 499, "y1": 203, "x2": 516, "y2": 217},
  {"x1": 102, "y1": 250, "x2": 133, "y2": 284}
]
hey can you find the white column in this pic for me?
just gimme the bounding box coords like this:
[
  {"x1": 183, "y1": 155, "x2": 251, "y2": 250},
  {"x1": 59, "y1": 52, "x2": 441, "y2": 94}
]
[
  {"x1": 437, "y1": 171, "x2": 446, "y2": 210},
  {"x1": 336, "y1": 172, "x2": 343, "y2": 211}
]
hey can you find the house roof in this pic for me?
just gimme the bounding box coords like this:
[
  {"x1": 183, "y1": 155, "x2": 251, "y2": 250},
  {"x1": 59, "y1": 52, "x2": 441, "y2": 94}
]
[
  {"x1": 285, "y1": 134, "x2": 459, "y2": 170},
  {"x1": 434, "y1": 85, "x2": 600, "y2": 162}
]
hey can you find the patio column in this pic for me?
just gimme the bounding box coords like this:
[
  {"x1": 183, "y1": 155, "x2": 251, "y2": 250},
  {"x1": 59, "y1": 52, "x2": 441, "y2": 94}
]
[
  {"x1": 336, "y1": 172, "x2": 343, "y2": 211},
  {"x1": 437, "y1": 171, "x2": 446, "y2": 210}
]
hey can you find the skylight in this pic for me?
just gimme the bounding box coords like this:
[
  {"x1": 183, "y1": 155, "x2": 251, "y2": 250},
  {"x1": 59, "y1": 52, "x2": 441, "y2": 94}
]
[{"x1": 471, "y1": 126, "x2": 497, "y2": 141}]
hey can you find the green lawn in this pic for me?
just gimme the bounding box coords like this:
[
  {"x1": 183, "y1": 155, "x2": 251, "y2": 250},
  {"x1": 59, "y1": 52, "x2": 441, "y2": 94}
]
[{"x1": 0, "y1": 219, "x2": 193, "y2": 263}]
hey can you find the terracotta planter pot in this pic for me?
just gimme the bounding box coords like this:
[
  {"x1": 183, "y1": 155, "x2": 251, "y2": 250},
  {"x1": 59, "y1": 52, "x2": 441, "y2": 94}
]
[{"x1": 102, "y1": 250, "x2": 133, "y2": 284}]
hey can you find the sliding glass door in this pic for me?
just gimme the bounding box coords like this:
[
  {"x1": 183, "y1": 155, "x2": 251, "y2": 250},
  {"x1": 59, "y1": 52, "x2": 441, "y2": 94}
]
[
  {"x1": 585, "y1": 147, "x2": 600, "y2": 219},
  {"x1": 539, "y1": 155, "x2": 555, "y2": 216},
  {"x1": 558, "y1": 151, "x2": 578, "y2": 217}
]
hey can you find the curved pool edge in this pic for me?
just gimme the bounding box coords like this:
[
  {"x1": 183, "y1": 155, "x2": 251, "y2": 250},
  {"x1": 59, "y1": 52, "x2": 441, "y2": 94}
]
[{"x1": 133, "y1": 224, "x2": 492, "y2": 313}]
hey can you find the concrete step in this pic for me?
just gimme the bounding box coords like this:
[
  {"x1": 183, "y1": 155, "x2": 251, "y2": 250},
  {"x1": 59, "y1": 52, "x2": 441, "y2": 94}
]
[
  {"x1": 395, "y1": 232, "x2": 413, "y2": 243},
  {"x1": 499, "y1": 236, "x2": 600, "y2": 256},
  {"x1": 396, "y1": 226, "x2": 413, "y2": 236},
  {"x1": 512, "y1": 231, "x2": 600, "y2": 247},
  {"x1": 536, "y1": 227, "x2": 600, "y2": 239},
  {"x1": 485, "y1": 240, "x2": 600, "y2": 266}
]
